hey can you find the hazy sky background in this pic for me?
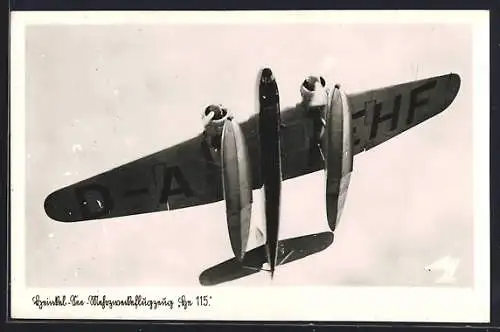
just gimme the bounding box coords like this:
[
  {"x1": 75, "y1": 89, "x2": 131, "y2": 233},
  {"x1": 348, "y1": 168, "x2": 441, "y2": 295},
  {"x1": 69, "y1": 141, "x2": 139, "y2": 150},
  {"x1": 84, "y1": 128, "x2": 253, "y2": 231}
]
[{"x1": 24, "y1": 23, "x2": 472, "y2": 287}]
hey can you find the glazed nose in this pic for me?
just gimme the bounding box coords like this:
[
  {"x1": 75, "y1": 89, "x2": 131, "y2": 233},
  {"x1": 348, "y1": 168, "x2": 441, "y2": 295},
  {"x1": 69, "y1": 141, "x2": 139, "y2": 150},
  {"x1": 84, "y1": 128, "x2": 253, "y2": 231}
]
[{"x1": 260, "y1": 68, "x2": 274, "y2": 83}]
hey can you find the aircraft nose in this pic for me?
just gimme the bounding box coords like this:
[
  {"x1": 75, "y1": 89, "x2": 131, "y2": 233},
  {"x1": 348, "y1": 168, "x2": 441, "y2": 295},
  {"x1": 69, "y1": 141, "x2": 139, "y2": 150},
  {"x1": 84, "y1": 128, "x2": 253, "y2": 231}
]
[{"x1": 260, "y1": 68, "x2": 275, "y2": 83}]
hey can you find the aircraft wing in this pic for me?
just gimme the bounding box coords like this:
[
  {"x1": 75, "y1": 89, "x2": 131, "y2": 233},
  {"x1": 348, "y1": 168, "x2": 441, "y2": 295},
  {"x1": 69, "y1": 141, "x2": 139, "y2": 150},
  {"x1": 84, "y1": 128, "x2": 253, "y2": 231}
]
[
  {"x1": 348, "y1": 73, "x2": 461, "y2": 154},
  {"x1": 44, "y1": 73, "x2": 460, "y2": 222},
  {"x1": 275, "y1": 73, "x2": 461, "y2": 181},
  {"x1": 44, "y1": 135, "x2": 230, "y2": 222}
]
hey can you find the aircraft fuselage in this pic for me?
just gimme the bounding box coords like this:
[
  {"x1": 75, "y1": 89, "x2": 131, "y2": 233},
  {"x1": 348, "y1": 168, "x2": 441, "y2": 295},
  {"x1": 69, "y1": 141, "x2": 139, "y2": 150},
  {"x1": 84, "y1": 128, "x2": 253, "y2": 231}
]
[{"x1": 258, "y1": 68, "x2": 281, "y2": 277}]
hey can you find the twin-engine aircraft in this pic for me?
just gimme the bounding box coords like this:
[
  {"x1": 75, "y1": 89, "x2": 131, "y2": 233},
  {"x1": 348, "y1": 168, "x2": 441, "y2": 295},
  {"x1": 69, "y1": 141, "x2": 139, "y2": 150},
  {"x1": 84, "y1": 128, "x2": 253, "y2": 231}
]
[{"x1": 44, "y1": 67, "x2": 461, "y2": 286}]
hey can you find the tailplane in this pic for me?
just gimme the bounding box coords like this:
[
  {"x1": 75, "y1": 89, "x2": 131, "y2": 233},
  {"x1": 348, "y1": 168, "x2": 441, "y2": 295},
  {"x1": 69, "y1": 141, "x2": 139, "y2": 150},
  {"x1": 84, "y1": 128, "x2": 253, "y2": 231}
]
[{"x1": 199, "y1": 231, "x2": 334, "y2": 286}]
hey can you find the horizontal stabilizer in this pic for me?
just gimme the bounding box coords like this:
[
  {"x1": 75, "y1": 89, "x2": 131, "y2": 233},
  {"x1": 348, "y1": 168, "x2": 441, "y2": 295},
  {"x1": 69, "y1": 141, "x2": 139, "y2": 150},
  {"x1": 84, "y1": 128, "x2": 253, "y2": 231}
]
[
  {"x1": 276, "y1": 231, "x2": 334, "y2": 266},
  {"x1": 199, "y1": 231, "x2": 334, "y2": 286}
]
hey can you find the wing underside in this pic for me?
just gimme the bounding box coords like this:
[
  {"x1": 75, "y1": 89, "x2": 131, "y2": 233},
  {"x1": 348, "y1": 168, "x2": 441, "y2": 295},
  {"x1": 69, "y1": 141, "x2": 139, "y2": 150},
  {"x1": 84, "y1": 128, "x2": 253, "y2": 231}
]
[
  {"x1": 44, "y1": 135, "x2": 226, "y2": 222},
  {"x1": 348, "y1": 73, "x2": 461, "y2": 154},
  {"x1": 44, "y1": 73, "x2": 460, "y2": 222}
]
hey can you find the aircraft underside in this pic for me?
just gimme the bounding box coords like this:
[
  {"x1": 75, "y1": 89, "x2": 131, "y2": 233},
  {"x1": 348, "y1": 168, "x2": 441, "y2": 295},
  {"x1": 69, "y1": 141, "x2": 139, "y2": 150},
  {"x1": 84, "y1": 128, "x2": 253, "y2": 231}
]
[
  {"x1": 43, "y1": 66, "x2": 461, "y2": 286},
  {"x1": 199, "y1": 69, "x2": 352, "y2": 285}
]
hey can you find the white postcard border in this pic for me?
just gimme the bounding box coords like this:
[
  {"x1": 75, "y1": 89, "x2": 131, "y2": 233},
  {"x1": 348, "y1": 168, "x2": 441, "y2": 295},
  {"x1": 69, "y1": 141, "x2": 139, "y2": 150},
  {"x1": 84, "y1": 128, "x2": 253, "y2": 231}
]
[{"x1": 10, "y1": 10, "x2": 490, "y2": 322}]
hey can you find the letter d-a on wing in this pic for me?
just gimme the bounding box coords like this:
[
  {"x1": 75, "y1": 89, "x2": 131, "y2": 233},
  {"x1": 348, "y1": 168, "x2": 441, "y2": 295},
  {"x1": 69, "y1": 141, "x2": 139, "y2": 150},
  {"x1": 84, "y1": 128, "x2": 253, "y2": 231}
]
[{"x1": 221, "y1": 117, "x2": 252, "y2": 261}]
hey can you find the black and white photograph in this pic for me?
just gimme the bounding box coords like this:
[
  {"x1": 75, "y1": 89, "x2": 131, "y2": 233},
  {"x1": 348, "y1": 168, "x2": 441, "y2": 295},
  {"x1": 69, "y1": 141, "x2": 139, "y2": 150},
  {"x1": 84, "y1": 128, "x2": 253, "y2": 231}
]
[{"x1": 10, "y1": 10, "x2": 489, "y2": 321}]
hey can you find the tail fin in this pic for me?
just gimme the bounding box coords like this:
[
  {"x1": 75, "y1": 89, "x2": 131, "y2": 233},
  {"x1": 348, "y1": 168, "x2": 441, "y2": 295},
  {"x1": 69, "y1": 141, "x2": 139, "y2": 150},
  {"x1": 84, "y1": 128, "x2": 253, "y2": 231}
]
[{"x1": 199, "y1": 231, "x2": 334, "y2": 286}]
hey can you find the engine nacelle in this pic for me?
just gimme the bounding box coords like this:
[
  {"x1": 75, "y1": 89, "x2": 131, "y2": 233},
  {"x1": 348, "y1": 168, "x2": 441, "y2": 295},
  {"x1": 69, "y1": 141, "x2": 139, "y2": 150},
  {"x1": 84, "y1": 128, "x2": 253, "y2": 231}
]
[
  {"x1": 202, "y1": 104, "x2": 231, "y2": 151},
  {"x1": 323, "y1": 85, "x2": 353, "y2": 232},
  {"x1": 300, "y1": 76, "x2": 328, "y2": 107}
]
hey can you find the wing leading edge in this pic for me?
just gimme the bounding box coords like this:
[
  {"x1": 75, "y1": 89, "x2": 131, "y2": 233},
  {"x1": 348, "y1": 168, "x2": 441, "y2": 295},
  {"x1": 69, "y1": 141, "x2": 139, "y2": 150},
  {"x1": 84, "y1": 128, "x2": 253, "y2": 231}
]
[{"x1": 44, "y1": 73, "x2": 460, "y2": 223}]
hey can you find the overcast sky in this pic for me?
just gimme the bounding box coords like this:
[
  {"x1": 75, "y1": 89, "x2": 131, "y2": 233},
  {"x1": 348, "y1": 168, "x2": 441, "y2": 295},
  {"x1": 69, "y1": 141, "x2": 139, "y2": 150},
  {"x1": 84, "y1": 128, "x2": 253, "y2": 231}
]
[{"x1": 24, "y1": 22, "x2": 473, "y2": 287}]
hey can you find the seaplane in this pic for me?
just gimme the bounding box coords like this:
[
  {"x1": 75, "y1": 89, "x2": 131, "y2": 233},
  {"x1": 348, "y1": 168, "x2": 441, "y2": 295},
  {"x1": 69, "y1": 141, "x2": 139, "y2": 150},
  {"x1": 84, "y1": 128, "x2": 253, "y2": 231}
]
[{"x1": 44, "y1": 67, "x2": 461, "y2": 286}]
